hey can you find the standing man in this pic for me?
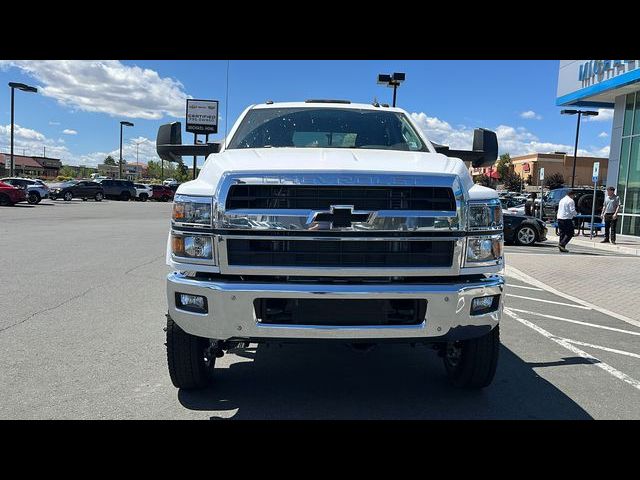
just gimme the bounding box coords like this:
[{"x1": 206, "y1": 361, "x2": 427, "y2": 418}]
[
  {"x1": 600, "y1": 186, "x2": 620, "y2": 244},
  {"x1": 557, "y1": 190, "x2": 577, "y2": 252},
  {"x1": 525, "y1": 192, "x2": 537, "y2": 217}
]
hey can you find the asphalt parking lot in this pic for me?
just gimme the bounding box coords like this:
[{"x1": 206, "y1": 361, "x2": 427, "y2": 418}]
[{"x1": 1, "y1": 199, "x2": 639, "y2": 419}]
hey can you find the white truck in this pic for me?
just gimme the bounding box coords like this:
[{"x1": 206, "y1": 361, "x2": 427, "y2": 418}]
[{"x1": 156, "y1": 100, "x2": 504, "y2": 390}]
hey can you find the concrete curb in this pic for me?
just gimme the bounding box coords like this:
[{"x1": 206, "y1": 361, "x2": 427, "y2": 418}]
[{"x1": 546, "y1": 231, "x2": 640, "y2": 256}]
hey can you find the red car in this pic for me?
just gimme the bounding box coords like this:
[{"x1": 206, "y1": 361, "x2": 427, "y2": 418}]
[
  {"x1": 0, "y1": 180, "x2": 27, "y2": 206},
  {"x1": 150, "y1": 184, "x2": 175, "y2": 202}
]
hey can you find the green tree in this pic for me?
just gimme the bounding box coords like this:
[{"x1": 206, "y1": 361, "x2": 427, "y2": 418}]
[
  {"x1": 104, "y1": 155, "x2": 117, "y2": 166},
  {"x1": 544, "y1": 172, "x2": 565, "y2": 190},
  {"x1": 501, "y1": 171, "x2": 523, "y2": 192},
  {"x1": 475, "y1": 174, "x2": 497, "y2": 189},
  {"x1": 59, "y1": 165, "x2": 77, "y2": 178},
  {"x1": 496, "y1": 153, "x2": 512, "y2": 179},
  {"x1": 175, "y1": 160, "x2": 189, "y2": 182}
]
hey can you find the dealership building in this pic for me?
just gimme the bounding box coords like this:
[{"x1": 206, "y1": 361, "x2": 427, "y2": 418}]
[{"x1": 557, "y1": 60, "x2": 640, "y2": 237}]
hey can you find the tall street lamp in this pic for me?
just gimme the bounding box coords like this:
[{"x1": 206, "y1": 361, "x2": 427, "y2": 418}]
[
  {"x1": 8, "y1": 82, "x2": 38, "y2": 176},
  {"x1": 119, "y1": 121, "x2": 134, "y2": 179},
  {"x1": 561, "y1": 109, "x2": 599, "y2": 187},
  {"x1": 377, "y1": 72, "x2": 405, "y2": 107}
]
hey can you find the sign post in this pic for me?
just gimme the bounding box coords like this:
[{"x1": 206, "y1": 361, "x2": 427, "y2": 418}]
[
  {"x1": 186, "y1": 99, "x2": 219, "y2": 180},
  {"x1": 539, "y1": 167, "x2": 545, "y2": 220},
  {"x1": 590, "y1": 161, "x2": 600, "y2": 238}
]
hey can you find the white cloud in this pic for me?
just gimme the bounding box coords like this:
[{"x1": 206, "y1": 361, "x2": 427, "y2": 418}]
[
  {"x1": 410, "y1": 112, "x2": 607, "y2": 158},
  {"x1": 520, "y1": 110, "x2": 542, "y2": 120},
  {"x1": 0, "y1": 60, "x2": 190, "y2": 120},
  {"x1": 0, "y1": 121, "x2": 165, "y2": 167},
  {"x1": 49, "y1": 121, "x2": 61, "y2": 126},
  {"x1": 62, "y1": 129, "x2": 77, "y2": 135},
  {"x1": 598, "y1": 131, "x2": 609, "y2": 138},
  {"x1": 587, "y1": 108, "x2": 614, "y2": 122}
]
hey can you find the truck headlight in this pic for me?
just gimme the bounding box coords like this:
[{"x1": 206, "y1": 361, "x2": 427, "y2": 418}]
[
  {"x1": 172, "y1": 234, "x2": 214, "y2": 261},
  {"x1": 467, "y1": 200, "x2": 503, "y2": 231},
  {"x1": 172, "y1": 195, "x2": 213, "y2": 226},
  {"x1": 464, "y1": 234, "x2": 503, "y2": 266}
]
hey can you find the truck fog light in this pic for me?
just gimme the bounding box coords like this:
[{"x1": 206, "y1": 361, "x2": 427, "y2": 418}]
[
  {"x1": 471, "y1": 295, "x2": 500, "y2": 315},
  {"x1": 176, "y1": 293, "x2": 208, "y2": 313}
]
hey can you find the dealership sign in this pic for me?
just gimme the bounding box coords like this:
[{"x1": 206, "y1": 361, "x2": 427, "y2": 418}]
[
  {"x1": 578, "y1": 60, "x2": 636, "y2": 82},
  {"x1": 186, "y1": 99, "x2": 219, "y2": 134}
]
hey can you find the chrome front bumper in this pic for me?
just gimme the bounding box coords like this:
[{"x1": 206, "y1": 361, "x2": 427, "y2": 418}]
[{"x1": 167, "y1": 272, "x2": 504, "y2": 342}]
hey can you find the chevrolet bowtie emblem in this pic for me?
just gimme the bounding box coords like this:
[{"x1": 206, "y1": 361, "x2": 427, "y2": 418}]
[{"x1": 311, "y1": 205, "x2": 371, "y2": 228}]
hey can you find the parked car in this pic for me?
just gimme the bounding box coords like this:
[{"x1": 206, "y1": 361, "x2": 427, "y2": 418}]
[
  {"x1": 163, "y1": 178, "x2": 178, "y2": 187},
  {"x1": 97, "y1": 179, "x2": 137, "y2": 201},
  {"x1": 542, "y1": 187, "x2": 605, "y2": 220},
  {"x1": 503, "y1": 211, "x2": 548, "y2": 246},
  {"x1": 0, "y1": 177, "x2": 49, "y2": 204},
  {"x1": 50, "y1": 180, "x2": 104, "y2": 201},
  {"x1": 0, "y1": 180, "x2": 27, "y2": 206},
  {"x1": 133, "y1": 183, "x2": 153, "y2": 201},
  {"x1": 150, "y1": 184, "x2": 174, "y2": 202}
]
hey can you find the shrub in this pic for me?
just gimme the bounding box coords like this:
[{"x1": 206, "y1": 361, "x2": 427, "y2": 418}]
[{"x1": 544, "y1": 173, "x2": 565, "y2": 190}]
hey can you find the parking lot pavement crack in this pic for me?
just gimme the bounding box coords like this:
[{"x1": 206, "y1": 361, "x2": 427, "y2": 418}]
[
  {"x1": 0, "y1": 286, "x2": 98, "y2": 335},
  {"x1": 124, "y1": 255, "x2": 164, "y2": 275}
]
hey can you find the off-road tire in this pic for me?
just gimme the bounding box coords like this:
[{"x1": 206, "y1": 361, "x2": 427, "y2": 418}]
[
  {"x1": 166, "y1": 315, "x2": 214, "y2": 389},
  {"x1": 443, "y1": 325, "x2": 500, "y2": 389}
]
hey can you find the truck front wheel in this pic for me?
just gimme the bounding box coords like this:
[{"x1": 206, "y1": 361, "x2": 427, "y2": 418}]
[
  {"x1": 166, "y1": 314, "x2": 215, "y2": 389},
  {"x1": 443, "y1": 326, "x2": 499, "y2": 389}
]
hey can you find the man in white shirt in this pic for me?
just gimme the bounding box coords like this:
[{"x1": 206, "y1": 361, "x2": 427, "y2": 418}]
[{"x1": 556, "y1": 190, "x2": 577, "y2": 252}]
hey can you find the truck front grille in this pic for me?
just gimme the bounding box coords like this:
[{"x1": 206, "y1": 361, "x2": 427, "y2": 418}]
[
  {"x1": 225, "y1": 185, "x2": 456, "y2": 211},
  {"x1": 254, "y1": 298, "x2": 427, "y2": 326},
  {"x1": 226, "y1": 239, "x2": 453, "y2": 268}
]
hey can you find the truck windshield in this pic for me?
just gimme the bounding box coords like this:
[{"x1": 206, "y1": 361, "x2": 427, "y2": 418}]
[{"x1": 227, "y1": 107, "x2": 428, "y2": 152}]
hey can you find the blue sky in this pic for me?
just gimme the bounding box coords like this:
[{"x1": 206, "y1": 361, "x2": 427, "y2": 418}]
[{"x1": 0, "y1": 60, "x2": 613, "y2": 167}]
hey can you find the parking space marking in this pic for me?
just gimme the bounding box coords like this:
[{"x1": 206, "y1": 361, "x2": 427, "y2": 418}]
[
  {"x1": 507, "y1": 308, "x2": 640, "y2": 337},
  {"x1": 563, "y1": 339, "x2": 640, "y2": 360},
  {"x1": 506, "y1": 284, "x2": 543, "y2": 291},
  {"x1": 505, "y1": 265, "x2": 640, "y2": 329},
  {"x1": 506, "y1": 294, "x2": 591, "y2": 310},
  {"x1": 504, "y1": 308, "x2": 640, "y2": 391}
]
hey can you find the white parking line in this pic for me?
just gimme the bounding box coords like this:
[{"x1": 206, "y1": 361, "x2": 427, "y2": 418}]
[
  {"x1": 504, "y1": 308, "x2": 640, "y2": 391},
  {"x1": 505, "y1": 265, "x2": 640, "y2": 329},
  {"x1": 506, "y1": 294, "x2": 591, "y2": 310},
  {"x1": 507, "y1": 308, "x2": 640, "y2": 337},
  {"x1": 506, "y1": 284, "x2": 543, "y2": 291},
  {"x1": 563, "y1": 339, "x2": 640, "y2": 360}
]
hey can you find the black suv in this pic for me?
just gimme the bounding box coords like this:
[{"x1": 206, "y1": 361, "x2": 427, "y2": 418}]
[
  {"x1": 98, "y1": 179, "x2": 137, "y2": 201},
  {"x1": 50, "y1": 180, "x2": 104, "y2": 201},
  {"x1": 542, "y1": 187, "x2": 605, "y2": 220}
]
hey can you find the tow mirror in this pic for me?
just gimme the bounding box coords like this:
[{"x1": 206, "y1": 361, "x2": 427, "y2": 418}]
[
  {"x1": 433, "y1": 128, "x2": 498, "y2": 168},
  {"x1": 156, "y1": 122, "x2": 221, "y2": 163}
]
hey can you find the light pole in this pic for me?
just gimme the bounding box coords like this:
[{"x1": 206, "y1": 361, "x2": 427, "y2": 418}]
[
  {"x1": 134, "y1": 140, "x2": 143, "y2": 179},
  {"x1": 377, "y1": 72, "x2": 405, "y2": 107},
  {"x1": 119, "y1": 121, "x2": 134, "y2": 179},
  {"x1": 561, "y1": 109, "x2": 598, "y2": 187},
  {"x1": 8, "y1": 82, "x2": 38, "y2": 176}
]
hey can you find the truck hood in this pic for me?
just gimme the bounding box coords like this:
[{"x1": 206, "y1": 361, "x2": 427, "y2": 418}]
[{"x1": 177, "y1": 148, "x2": 496, "y2": 200}]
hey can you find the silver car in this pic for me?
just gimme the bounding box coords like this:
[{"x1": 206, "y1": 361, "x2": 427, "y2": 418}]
[{"x1": 0, "y1": 177, "x2": 49, "y2": 204}]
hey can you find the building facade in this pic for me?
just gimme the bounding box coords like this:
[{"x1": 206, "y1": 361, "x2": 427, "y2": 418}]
[
  {"x1": 557, "y1": 60, "x2": 640, "y2": 236},
  {"x1": 0, "y1": 153, "x2": 61, "y2": 178},
  {"x1": 511, "y1": 153, "x2": 608, "y2": 187}
]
